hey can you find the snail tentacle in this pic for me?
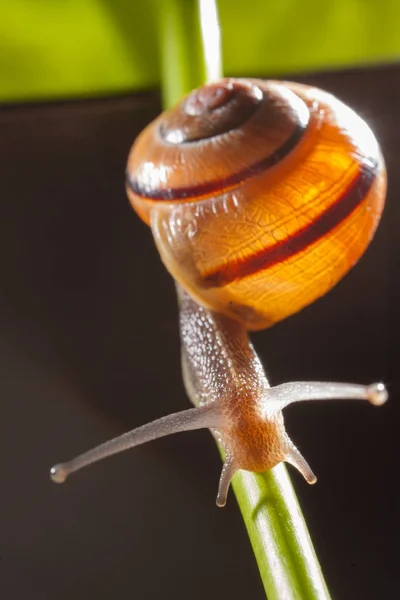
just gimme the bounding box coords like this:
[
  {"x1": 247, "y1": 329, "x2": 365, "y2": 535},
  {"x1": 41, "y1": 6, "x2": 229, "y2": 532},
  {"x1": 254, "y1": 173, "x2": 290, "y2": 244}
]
[
  {"x1": 216, "y1": 455, "x2": 237, "y2": 508},
  {"x1": 50, "y1": 403, "x2": 224, "y2": 484}
]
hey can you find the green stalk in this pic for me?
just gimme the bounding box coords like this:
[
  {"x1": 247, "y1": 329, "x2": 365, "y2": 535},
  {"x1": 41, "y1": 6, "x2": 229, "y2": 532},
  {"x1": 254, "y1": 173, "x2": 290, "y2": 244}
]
[
  {"x1": 158, "y1": 0, "x2": 221, "y2": 108},
  {"x1": 158, "y1": 2, "x2": 331, "y2": 598}
]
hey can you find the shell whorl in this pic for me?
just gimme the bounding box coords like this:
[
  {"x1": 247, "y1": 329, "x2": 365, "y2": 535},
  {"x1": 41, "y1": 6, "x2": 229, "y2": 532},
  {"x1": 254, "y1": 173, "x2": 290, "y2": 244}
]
[{"x1": 126, "y1": 79, "x2": 310, "y2": 208}]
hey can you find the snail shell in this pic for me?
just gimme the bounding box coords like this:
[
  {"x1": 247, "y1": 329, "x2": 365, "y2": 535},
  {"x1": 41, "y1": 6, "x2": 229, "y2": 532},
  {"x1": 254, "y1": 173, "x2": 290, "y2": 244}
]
[{"x1": 126, "y1": 78, "x2": 386, "y2": 330}]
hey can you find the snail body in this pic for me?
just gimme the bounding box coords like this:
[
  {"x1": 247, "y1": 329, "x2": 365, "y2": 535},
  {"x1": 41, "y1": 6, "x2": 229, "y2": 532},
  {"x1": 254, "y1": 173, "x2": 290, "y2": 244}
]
[{"x1": 51, "y1": 79, "x2": 387, "y2": 506}]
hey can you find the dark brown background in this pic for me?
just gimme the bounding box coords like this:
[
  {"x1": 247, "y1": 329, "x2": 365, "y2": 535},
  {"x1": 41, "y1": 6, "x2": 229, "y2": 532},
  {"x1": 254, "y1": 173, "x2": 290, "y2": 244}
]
[{"x1": 0, "y1": 65, "x2": 398, "y2": 599}]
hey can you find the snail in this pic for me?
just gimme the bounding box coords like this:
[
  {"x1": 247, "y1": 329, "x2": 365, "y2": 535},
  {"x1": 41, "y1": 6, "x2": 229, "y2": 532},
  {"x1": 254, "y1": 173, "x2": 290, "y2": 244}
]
[{"x1": 51, "y1": 79, "x2": 387, "y2": 507}]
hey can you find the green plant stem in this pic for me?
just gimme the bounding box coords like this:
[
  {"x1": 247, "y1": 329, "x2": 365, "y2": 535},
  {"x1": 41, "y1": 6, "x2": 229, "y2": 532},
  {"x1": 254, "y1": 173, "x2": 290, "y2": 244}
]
[
  {"x1": 232, "y1": 467, "x2": 330, "y2": 599},
  {"x1": 158, "y1": 0, "x2": 220, "y2": 108},
  {"x1": 158, "y1": 1, "x2": 331, "y2": 598}
]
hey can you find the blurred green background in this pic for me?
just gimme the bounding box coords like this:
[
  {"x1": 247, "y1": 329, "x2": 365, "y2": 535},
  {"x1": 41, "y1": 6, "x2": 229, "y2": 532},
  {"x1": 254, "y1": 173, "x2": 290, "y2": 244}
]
[{"x1": 1, "y1": 0, "x2": 399, "y2": 102}]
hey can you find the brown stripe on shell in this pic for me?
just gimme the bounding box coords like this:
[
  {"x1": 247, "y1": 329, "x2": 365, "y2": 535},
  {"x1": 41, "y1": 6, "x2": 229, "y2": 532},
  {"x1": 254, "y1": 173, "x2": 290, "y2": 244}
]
[
  {"x1": 126, "y1": 121, "x2": 307, "y2": 201},
  {"x1": 201, "y1": 159, "x2": 378, "y2": 287}
]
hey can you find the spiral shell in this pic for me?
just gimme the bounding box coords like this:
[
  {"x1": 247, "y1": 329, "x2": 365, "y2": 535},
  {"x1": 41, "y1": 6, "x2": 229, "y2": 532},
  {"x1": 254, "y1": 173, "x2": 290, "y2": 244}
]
[{"x1": 126, "y1": 78, "x2": 386, "y2": 330}]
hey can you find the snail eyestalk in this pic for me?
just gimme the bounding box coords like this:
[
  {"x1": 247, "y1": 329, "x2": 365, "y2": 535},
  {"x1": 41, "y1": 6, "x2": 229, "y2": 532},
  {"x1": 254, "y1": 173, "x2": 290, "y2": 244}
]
[
  {"x1": 263, "y1": 381, "x2": 388, "y2": 412},
  {"x1": 50, "y1": 404, "x2": 222, "y2": 484}
]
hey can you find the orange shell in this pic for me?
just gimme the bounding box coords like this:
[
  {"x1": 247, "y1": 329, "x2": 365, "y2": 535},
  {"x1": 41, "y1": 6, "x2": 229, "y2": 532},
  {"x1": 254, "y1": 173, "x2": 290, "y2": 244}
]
[{"x1": 126, "y1": 79, "x2": 386, "y2": 330}]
